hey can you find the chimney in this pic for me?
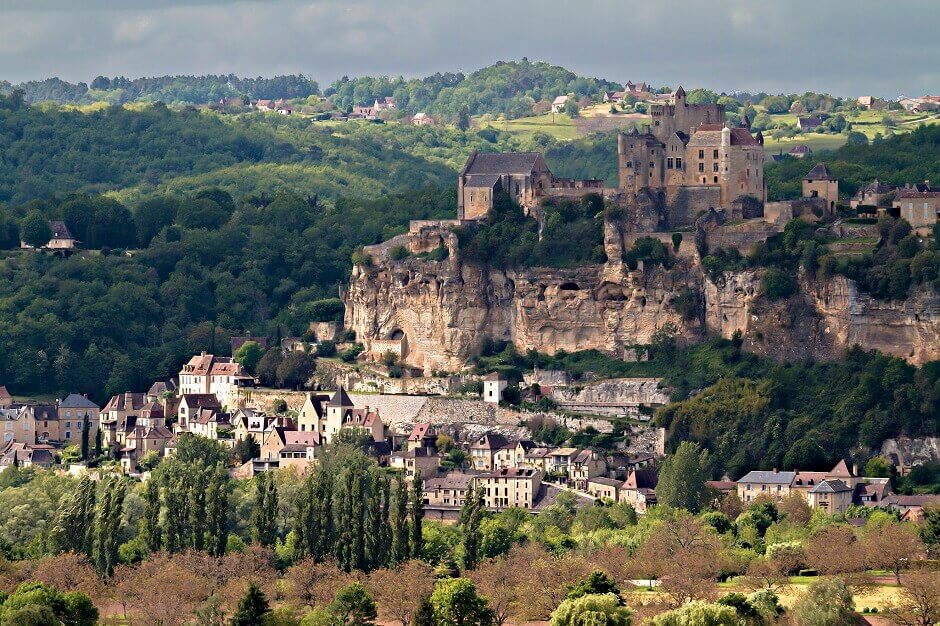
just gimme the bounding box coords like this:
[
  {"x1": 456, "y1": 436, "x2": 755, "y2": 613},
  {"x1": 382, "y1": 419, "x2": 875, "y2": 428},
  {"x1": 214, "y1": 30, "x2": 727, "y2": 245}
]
[
  {"x1": 852, "y1": 463, "x2": 859, "y2": 477},
  {"x1": 772, "y1": 467, "x2": 779, "y2": 474}
]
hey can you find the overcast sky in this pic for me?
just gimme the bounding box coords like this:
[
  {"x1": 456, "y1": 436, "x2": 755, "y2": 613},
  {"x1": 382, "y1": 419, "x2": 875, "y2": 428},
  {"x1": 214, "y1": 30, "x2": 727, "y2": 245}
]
[{"x1": 0, "y1": 0, "x2": 937, "y2": 97}]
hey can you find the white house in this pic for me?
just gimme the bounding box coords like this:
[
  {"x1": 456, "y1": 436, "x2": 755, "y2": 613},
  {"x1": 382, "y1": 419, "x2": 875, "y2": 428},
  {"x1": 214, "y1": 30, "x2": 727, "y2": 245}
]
[{"x1": 482, "y1": 372, "x2": 508, "y2": 404}]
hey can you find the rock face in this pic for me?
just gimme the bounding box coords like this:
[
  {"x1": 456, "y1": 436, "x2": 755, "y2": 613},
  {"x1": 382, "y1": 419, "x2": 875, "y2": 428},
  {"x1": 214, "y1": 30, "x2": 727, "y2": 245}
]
[{"x1": 345, "y1": 228, "x2": 940, "y2": 373}]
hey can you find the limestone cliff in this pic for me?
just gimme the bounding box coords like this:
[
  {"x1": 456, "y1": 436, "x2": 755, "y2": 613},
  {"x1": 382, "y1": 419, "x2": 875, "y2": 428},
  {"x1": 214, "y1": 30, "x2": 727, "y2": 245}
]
[{"x1": 345, "y1": 230, "x2": 940, "y2": 373}]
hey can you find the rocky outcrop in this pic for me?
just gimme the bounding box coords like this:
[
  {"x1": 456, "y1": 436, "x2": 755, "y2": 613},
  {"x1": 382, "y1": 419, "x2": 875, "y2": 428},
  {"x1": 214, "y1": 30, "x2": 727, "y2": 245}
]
[
  {"x1": 880, "y1": 437, "x2": 940, "y2": 467},
  {"x1": 345, "y1": 227, "x2": 940, "y2": 373}
]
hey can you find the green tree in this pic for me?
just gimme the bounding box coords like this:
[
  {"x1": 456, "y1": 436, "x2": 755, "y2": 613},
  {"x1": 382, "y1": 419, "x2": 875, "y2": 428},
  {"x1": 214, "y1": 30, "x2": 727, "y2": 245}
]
[
  {"x1": 0, "y1": 582, "x2": 97, "y2": 626},
  {"x1": 142, "y1": 477, "x2": 161, "y2": 553},
  {"x1": 430, "y1": 578, "x2": 494, "y2": 626},
  {"x1": 79, "y1": 416, "x2": 90, "y2": 461},
  {"x1": 566, "y1": 571, "x2": 620, "y2": 602},
  {"x1": 456, "y1": 106, "x2": 470, "y2": 131},
  {"x1": 93, "y1": 478, "x2": 126, "y2": 576},
  {"x1": 206, "y1": 464, "x2": 229, "y2": 556},
  {"x1": 391, "y1": 478, "x2": 410, "y2": 564},
  {"x1": 551, "y1": 593, "x2": 632, "y2": 626},
  {"x1": 235, "y1": 434, "x2": 261, "y2": 464},
  {"x1": 134, "y1": 196, "x2": 180, "y2": 245},
  {"x1": 791, "y1": 578, "x2": 855, "y2": 626},
  {"x1": 235, "y1": 340, "x2": 266, "y2": 376},
  {"x1": 251, "y1": 471, "x2": 278, "y2": 546},
  {"x1": 648, "y1": 600, "x2": 737, "y2": 626},
  {"x1": 656, "y1": 442, "x2": 711, "y2": 512},
  {"x1": 48, "y1": 475, "x2": 96, "y2": 557},
  {"x1": 460, "y1": 484, "x2": 484, "y2": 570},
  {"x1": 230, "y1": 582, "x2": 271, "y2": 626},
  {"x1": 276, "y1": 351, "x2": 317, "y2": 389},
  {"x1": 411, "y1": 471, "x2": 425, "y2": 559},
  {"x1": 20, "y1": 212, "x2": 51, "y2": 248},
  {"x1": 329, "y1": 583, "x2": 378, "y2": 626},
  {"x1": 412, "y1": 597, "x2": 435, "y2": 626}
]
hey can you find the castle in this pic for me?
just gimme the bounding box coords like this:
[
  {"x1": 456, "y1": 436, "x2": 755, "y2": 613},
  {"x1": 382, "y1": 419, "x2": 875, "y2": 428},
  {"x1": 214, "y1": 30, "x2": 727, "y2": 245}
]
[{"x1": 455, "y1": 87, "x2": 766, "y2": 229}]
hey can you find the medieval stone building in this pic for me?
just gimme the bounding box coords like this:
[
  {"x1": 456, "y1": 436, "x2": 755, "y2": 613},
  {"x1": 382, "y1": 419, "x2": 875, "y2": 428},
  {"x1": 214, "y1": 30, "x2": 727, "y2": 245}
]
[
  {"x1": 457, "y1": 152, "x2": 554, "y2": 219},
  {"x1": 617, "y1": 86, "x2": 766, "y2": 229}
]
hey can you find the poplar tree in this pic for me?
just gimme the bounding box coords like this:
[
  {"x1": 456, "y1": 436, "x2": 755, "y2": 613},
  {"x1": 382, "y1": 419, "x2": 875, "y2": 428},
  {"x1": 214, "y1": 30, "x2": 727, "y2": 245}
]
[
  {"x1": 410, "y1": 471, "x2": 424, "y2": 559},
  {"x1": 251, "y1": 472, "x2": 278, "y2": 546},
  {"x1": 80, "y1": 416, "x2": 90, "y2": 461},
  {"x1": 94, "y1": 478, "x2": 126, "y2": 576},
  {"x1": 162, "y1": 477, "x2": 187, "y2": 553},
  {"x1": 391, "y1": 478, "x2": 410, "y2": 564},
  {"x1": 460, "y1": 483, "x2": 484, "y2": 570},
  {"x1": 48, "y1": 475, "x2": 96, "y2": 556},
  {"x1": 142, "y1": 478, "x2": 161, "y2": 553},
  {"x1": 93, "y1": 429, "x2": 102, "y2": 461},
  {"x1": 206, "y1": 464, "x2": 229, "y2": 556}
]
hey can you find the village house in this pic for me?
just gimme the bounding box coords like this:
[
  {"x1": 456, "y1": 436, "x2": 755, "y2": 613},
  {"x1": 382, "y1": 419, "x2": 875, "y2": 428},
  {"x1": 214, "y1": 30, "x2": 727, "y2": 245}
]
[
  {"x1": 407, "y1": 422, "x2": 438, "y2": 451},
  {"x1": 390, "y1": 447, "x2": 440, "y2": 480},
  {"x1": 806, "y1": 479, "x2": 854, "y2": 515},
  {"x1": 278, "y1": 437, "x2": 320, "y2": 473},
  {"x1": 893, "y1": 185, "x2": 939, "y2": 233},
  {"x1": 855, "y1": 96, "x2": 886, "y2": 110},
  {"x1": 261, "y1": 426, "x2": 319, "y2": 464},
  {"x1": 120, "y1": 425, "x2": 174, "y2": 471},
  {"x1": 469, "y1": 432, "x2": 513, "y2": 471},
  {"x1": 568, "y1": 449, "x2": 607, "y2": 491},
  {"x1": 318, "y1": 387, "x2": 386, "y2": 444},
  {"x1": 231, "y1": 336, "x2": 268, "y2": 355},
  {"x1": 546, "y1": 447, "x2": 580, "y2": 476},
  {"x1": 880, "y1": 494, "x2": 940, "y2": 522},
  {"x1": 797, "y1": 116, "x2": 822, "y2": 131},
  {"x1": 551, "y1": 95, "x2": 569, "y2": 113},
  {"x1": 0, "y1": 407, "x2": 35, "y2": 445},
  {"x1": 520, "y1": 446, "x2": 555, "y2": 472},
  {"x1": 475, "y1": 467, "x2": 542, "y2": 511},
  {"x1": 851, "y1": 179, "x2": 896, "y2": 209},
  {"x1": 0, "y1": 387, "x2": 11, "y2": 409},
  {"x1": 586, "y1": 476, "x2": 623, "y2": 501},
  {"x1": 788, "y1": 145, "x2": 812, "y2": 159},
  {"x1": 188, "y1": 408, "x2": 232, "y2": 440},
  {"x1": 737, "y1": 469, "x2": 796, "y2": 503},
  {"x1": 619, "y1": 467, "x2": 659, "y2": 513},
  {"x1": 55, "y1": 394, "x2": 100, "y2": 445},
  {"x1": 231, "y1": 408, "x2": 275, "y2": 443},
  {"x1": 146, "y1": 380, "x2": 177, "y2": 403},
  {"x1": 178, "y1": 352, "x2": 253, "y2": 408},
  {"x1": 423, "y1": 472, "x2": 473, "y2": 508},
  {"x1": 411, "y1": 112, "x2": 435, "y2": 126},
  {"x1": 20, "y1": 220, "x2": 78, "y2": 250},
  {"x1": 297, "y1": 392, "x2": 330, "y2": 433},
  {"x1": 0, "y1": 442, "x2": 55, "y2": 469},
  {"x1": 25, "y1": 405, "x2": 58, "y2": 444},
  {"x1": 482, "y1": 372, "x2": 508, "y2": 404},
  {"x1": 176, "y1": 394, "x2": 222, "y2": 433},
  {"x1": 374, "y1": 97, "x2": 396, "y2": 111}
]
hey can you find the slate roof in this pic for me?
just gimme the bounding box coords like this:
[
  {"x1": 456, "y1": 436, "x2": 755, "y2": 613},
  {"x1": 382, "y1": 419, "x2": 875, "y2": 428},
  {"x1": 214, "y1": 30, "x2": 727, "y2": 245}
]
[
  {"x1": 897, "y1": 189, "x2": 940, "y2": 199},
  {"x1": 798, "y1": 116, "x2": 822, "y2": 127},
  {"x1": 102, "y1": 392, "x2": 148, "y2": 413},
  {"x1": 482, "y1": 372, "x2": 504, "y2": 381},
  {"x1": 462, "y1": 152, "x2": 542, "y2": 176},
  {"x1": 329, "y1": 387, "x2": 353, "y2": 408},
  {"x1": 147, "y1": 380, "x2": 177, "y2": 397},
  {"x1": 737, "y1": 470, "x2": 796, "y2": 485},
  {"x1": 59, "y1": 394, "x2": 98, "y2": 409},
  {"x1": 425, "y1": 472, "x2": 475, "y2": 491},
  {"x1": 804, "y1": 163, "x2": 834, "y2": 181},
  {"x1": 624, "y1": 468, "x2": 658, "y2": 490},
  {"x1": 808, "y1": 479, "x2": 852, "y2": 494},
  {"x1": 464, "y1": 174, "x2": 502, "y2": 189},
  {"x1": 478, "y1": 467, "x2": 538, "y2": 479},
  {"x1": 48, "y1": 220, "x2": 75, "y2": 240},
  {"x1": 588, "y1": 476, "x2": 623, "y2": 488},
  {"x1": 473, "y1": 432, "x2": 511, "y2": 450}
]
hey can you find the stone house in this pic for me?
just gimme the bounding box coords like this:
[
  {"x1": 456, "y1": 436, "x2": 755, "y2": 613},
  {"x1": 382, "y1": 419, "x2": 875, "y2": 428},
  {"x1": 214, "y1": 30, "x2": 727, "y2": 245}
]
[
  {"x1": 178, "y1": 353, "x2": 253, "y2": 408},
  {"x1": 547, "y1": 447, "x2": 579, "y2": 476},
  {"x1": 0, "y1": 387, "x2": 11, "y2": 409},
  {"x1": 797, "y1": 117, "x2": 822, "y2": 131},
  {"x1": 424, "y1": 472, "x2": 473, "y2": 508},
  {"x1": 568, "y1": 449, "x2": 607, "y2": 491},
  {"x1": 586, "y1": 476, "x2": 623, "y2": 501},
  {"x1": 27, "y1": 405, "x2": 59, "y2": 444},
  {"x1": 20, "y1": 220, "x2": 78, "y2": 250},
  {"x1": 261, "y1": 426, "x2": 320, "y2": 461},
  {"x1": 188, "y1": 408, "x2": 232, "y2": 440},
  {"x1": 390, "y1": 447, "x2": 440, "y2": 480},
  {"x1": 521, "y1": 446, "x2": 555, "y2": 472},
  {"x1": 802, "y1": 163, "x2": 839, "y2": 214},
  {"x1": 0, "y1": 407, "x2": 35, "y2": 446},
  {"x1": 297, "y1": 392, "x2": 331, "y2": 434},
  {"x1": 316, "y1": 387, "x2": 385, "y2": 444},
  {"x1": 475, "y1": 468, "x2": 542, "y2": 511},
  {"x1": 469, "y1": 432, "x2": 512, "y2": 471},
  {"x1": 737, "y1": 469, "x2": 796, "y2": 503},
  {"x1": 619, "y1": 467, "x2": 659, "y2": 513},
  {"x1": 55, "y1": 394, "x2": 99, "y2": 446},
  {"x1": 412, "y1": 112, "x2": 435, "y2": 126},
  {"x1": 806, "y1": 479, "x2": 854, "y2": 515},
  {"x1": 851, "y1": 180, "x2": 896, "y2": 209},
  {"x1": 121, "y1": 426, "x2": 174, "y2": 470},
  {"x1": 177, "y1": 394, "x2": 222, "y2": 433},
  {"x1": 231, "y1": 408, "x2": 275, "y2": 443},
  {"x1": 482, "y1": 372, "x2": 508, "y2": 405},
  {"x1": 551, "y1": 95, "x2": 569, "y2": 113},
  {"x1": 894, "y1": 187, "x2": 939, "y2": 233},
  {"x1": 457, "y1": 152, "x2": 553, "y2": 219},
  {"x1": 407, "y1": 422, "x2": 438, "y2": 451}
]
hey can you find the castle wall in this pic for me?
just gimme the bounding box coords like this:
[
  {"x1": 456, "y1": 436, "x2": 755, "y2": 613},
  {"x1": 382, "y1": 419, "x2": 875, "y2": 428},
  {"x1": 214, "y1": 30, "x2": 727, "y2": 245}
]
[{"x1": 665, "y1": 186, "x2": 721, "y2": 229}]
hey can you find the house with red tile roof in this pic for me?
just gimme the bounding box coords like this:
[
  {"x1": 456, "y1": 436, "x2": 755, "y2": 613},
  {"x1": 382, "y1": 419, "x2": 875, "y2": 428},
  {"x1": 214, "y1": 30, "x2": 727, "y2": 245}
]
[{"x1": 178, "y1": 352, "x2": 253, "y2": 408}]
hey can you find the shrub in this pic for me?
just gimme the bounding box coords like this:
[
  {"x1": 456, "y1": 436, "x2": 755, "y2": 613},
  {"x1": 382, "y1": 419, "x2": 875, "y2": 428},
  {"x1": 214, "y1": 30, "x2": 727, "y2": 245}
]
[{"x1": 760, "y1": 268, "x2": 796, "y2": 300}]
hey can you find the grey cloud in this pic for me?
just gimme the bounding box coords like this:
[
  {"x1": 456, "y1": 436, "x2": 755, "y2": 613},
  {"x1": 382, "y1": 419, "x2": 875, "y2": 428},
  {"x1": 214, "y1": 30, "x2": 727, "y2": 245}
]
[{"x1": 0, "y1": 0, "x2": 936, "y2": 97}]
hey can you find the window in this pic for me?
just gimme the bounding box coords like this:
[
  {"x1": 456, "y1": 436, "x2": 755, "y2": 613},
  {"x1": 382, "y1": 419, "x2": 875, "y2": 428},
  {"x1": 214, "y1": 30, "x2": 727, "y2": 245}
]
[
  {"x1": 676, "y1": 158, "x2": 682, "y2": 169},
  {"x1": 698, "y1": 162, "x2": 704, "y2": 173},
  {"x1": 713, "y1": 149, "x2": 719, "y2": 159},
  {"x1": 65, "y1": 431, "x2": 71, "y2": 439},
  {"x1": 713, "y1": 163, "x2": 719, "y2": 172},
  {"x1": 714, "y1": 176, "x2": 719, "y2": 183},
  {"x1": 650, "y1": 161, "x2": 654, "y2": 169},
  {"x1": 667, "y1": 158, "x2": 674, "y2": 169},
  {"x1": 698, "y1": 150, "x2": 704, "y2": 159}
]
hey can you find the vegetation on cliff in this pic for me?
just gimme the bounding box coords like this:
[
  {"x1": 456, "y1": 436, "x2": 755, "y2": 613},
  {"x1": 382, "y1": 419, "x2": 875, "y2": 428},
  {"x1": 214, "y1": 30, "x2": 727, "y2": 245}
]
[{"x1": 456, "y1": 192, "x2": 606, "y2": 269}]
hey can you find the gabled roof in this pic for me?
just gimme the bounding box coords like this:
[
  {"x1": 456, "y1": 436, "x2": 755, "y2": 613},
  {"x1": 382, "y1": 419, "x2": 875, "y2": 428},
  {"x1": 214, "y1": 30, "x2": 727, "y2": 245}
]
[
  {"x1": 408, "y1": 422, "x2": 435, "y2": 442},
  {"x1": 808, "y1": 479, "x2": 852, "y2": 494},
  {"x1": 147, "y1": 380, "x2": 177, "y2": 397},
  {"x1": 588, "y1": 476, "x2": 622, "y2": 488},
  {"x1": 464, "y1": 174, "x2": 502, "y2": 189},
  {"x1": 102, "y1": 392, "x2": 147, "y2": 413},
  {"x1": 48, "y1": 221, "x2": 75, "y2": 240},
  {"x1": 478, "y1": 467, "x2": 538, "y2": 479},
  {"x1": 624, "y1": 468, "x2": 658, "y2": 490},
  {"x1": 804, "y1": 163, "x2": 834, "y2": 181},
  {"x1": 473, "y1": 432, "x2": 511, "y2": 450},
  {"x1": 829, "y1": 459, "x2": 854, "y2": 478},
  {"x1": 798, "y1": 116, "x2": 822, "y2": 126},
  {"x1": 179, "y1": 394, "x2": 221, "y2": 409},
  {"x1": 482, "y1": 372, "x2": 504, "y2": 381},
  {"x1": 58, "y1": 394, "x2": 98, "y2": 409},
  {"x1": 0, "y1": 386, "x2": 10, "y2": 400},
  {"x1": 462, "y1": 151, "x2": 543, "y2": 176},
  {"x1": 329, "y1": 387, "x2": 353, "y2": 408},
  {"x1": 552, "y1": 95, "x2": 569, "y2": 105},
  {"x1": 425, "y1": 472, "x2": 474, "y2": 491}
]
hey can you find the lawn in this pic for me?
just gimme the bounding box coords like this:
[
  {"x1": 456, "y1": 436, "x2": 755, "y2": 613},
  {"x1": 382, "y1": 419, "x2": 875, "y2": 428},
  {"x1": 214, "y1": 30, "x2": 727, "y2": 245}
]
[{"x1": 480, "y1": 105, "x2": 650, "y2": 142}]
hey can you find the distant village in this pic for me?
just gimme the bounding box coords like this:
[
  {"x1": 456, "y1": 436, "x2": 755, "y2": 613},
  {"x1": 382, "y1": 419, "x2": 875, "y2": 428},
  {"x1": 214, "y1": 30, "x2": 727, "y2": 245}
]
[{"x1": 1, "y1": 335, "x2": 936, "y2": 524}]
